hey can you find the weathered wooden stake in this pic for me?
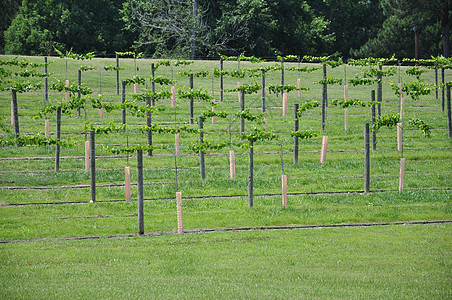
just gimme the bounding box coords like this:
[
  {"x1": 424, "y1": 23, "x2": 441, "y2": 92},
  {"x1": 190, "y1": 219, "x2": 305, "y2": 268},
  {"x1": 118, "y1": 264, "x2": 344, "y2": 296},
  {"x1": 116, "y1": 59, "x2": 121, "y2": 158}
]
[
  {"x1": 298, "y1": 78, "x2": 302, "y2": 97},
  {"x1": 124, "y1": 166, "x2": 131, "y2": 202},
  {"x1": 84, "y1": 140, "x2": 89, "y2": 171},
  {"x1": 90, "y1": 130, "x2": 96, "y2": 203},
  {"x1": 371, "y1": 90, "x2": 376, "y2": 151},
  {"x1": 11, "y1": 100, "x2": 14, "y2": 126},
  {"x1": 230, "y1": 149, "x2": 236, "y2": 179},
  {"x1": 171, "y1": 85, "x2": 176, "y2": 107},
  {"x1": 320, "y1": 135, "x2": 328, "y2": 163},
  {"x1": 133, "y1": 75, "x2": 138, "y2": 94},
  {"x1": 212, "y1": 99, "x2": 215, "y2": 123},
  {"x1": 441, "y1": 68, "x2": 445, "y2": 112},
  {"x1": 322, "y1": 63, "x2": 327, "y2": 131},
  {"x1": 264, "y1": 117, "x2": 268, "y2": 134},
  {"x1": 175, "y1": 133, "x2": 180, "y2": 156},
  {"x1": 176, "y1": 191, "x2": 183, "y2": 233},
  {"x1": 45, "y1": 119, "x2": 50, "y2": 138},
  {"x1": 137, "y1": 150, "x2": 144, "y2": 234},
  {"x1": 116, "y1": 54, "x2": 120, "y2": 95},
  {"x1": 237, "y1": 82, "x2": 241, "y2": 102},
  {"x1": 447, "y1": 84, "x2": 451, "y2": 138},
  {"x1": 240, "y1": 89, "x2": 245, "y2": 134},
  {"x1": 344, "y1": 84, "x2": 349, "y2": 100},
  {"x1": 399, "y1": 158, "x2": 405, "y2": 192},
  {"x1": 400, "y1": 97, "x2": 405, "y2": 119},
  {"x1": 11, "y1": 90, "x2": 19, "y2": 136},
  {"x1": 397, "y1": 123, "x2": 403, "y2": 151},
  {"x1": 344, "y1": 108, "x2": 349, "y2": 131},
  {"x1": 364, "y1": 123, "x2": 370, "y2": 193},
  {"x1": 151, "y1": 63, "x2": 156, "y2": 106},
  {"x1": 282, "y1": 92, "x2": 288, "y2": 116},
  {"x1": 282, "y1": 174, "x2": 287, "y2": 207},
  {"x1": 98, "y1": 94, "x2": 103, "y2": 117},
  {"x1": 65, "y1": 80, "x2": 69, "y2": 102},
  {"x1": 146, "y1": 95, "x2": 153, "y2": 156},
  {"x1": 77, "y1": 70, "x2": 81, "y2": 117},
  {"x1": 220, "y1": 58, "x2": 223, "y2": 102}
]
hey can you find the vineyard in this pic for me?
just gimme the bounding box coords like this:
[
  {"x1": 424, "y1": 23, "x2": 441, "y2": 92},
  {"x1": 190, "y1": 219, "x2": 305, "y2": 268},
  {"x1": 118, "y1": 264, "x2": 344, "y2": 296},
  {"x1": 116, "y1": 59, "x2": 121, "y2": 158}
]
[{"x1": 0, "y1": 53, "x2": 451, "y2": 298}]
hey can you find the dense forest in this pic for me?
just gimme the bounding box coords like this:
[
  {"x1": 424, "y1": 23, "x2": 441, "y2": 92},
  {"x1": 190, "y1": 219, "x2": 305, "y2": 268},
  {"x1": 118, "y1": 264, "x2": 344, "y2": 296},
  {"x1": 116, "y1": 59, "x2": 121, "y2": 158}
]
[{"x1": 1, "y1": 0, "x2": 450, "y2": 59}]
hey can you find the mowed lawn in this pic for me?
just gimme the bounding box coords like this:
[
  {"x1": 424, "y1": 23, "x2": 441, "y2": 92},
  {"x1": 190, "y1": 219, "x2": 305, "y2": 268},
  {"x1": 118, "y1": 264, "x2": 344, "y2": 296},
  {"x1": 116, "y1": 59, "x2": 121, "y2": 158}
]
[{"x1": 1, "y1": 224, "x2": 450, "y2": 299}]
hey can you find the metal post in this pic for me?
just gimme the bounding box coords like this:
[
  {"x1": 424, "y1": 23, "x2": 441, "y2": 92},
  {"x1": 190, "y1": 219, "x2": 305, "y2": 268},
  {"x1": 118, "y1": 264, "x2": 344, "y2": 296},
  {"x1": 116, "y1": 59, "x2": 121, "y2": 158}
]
[
  {"x1": 199, "y1": 116, "x2": 205, "y2": 180},
  {"x1": 137, "y1": 149, "x2": 144, "y2": 234},
  {"x1": 90, "y1": 130, "x2": 96, "y2": 203},
  {"x1": 294, "y1": 103, "x2": 299, "y2": 164},
  {"x1": 364, "y1": 123, "x2": 370, "y2": 193}
]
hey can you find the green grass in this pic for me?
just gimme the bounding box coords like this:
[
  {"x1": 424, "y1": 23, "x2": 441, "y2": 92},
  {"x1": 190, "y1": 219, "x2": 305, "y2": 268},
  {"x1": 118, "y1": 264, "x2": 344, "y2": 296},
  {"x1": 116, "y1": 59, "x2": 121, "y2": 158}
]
[{"x1": 1, "y1": 224, "x2": 451, "y2": 299}]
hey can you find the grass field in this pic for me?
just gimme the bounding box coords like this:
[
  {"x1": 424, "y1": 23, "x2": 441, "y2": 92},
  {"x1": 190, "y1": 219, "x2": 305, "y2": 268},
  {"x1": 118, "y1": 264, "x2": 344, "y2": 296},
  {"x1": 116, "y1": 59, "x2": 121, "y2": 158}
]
[{"x1": 0, "y1": 54, "x2": 451, "y2": 298}]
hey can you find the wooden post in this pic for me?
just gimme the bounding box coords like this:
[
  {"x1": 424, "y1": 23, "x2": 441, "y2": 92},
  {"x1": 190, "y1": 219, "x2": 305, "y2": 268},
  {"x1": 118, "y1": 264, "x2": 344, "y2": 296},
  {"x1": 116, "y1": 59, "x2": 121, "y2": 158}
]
[
  {"x1": 240, "y1": 89, "x2": 245, "y2": 134},
  {"x1": 176, "y1": 192, "x2": 183, "y2": 233},
  {"x1": 322, "y1": 64, "x2": 327, "y2": 131},
  {"x1": 65, "y1": 80, "x2": 69, "y2": 102},
  {"x1": 171, "y1": 85, "x2": 176, "y2": 107},
  {"x1": 98, "y1": 94, "x2": 103, "y2": 117},
  {"x1": 77, "y1": 70, "x2": 81, "y2": 117},
  {"x1": 175, "y1": 133, "x2": 180, "y2": 156},
  {"x1": 146, "y1": 95, "x2": 153, "y2": 156},
  {"x1": 282, "y1": 174, "x2": 287, "y2": 207},
  {"x1": 364, "y1": 123, "x2": 370, "y2": 193},
  {"x1": 55, "y1": 106, "x2": 61, "y2": 172},
  {"x1": 264, "y1": 117, "x2": 268, "y2": 134},
  {"x1": 294, "y1": 103, "x2": 299, "y2": 164},
  {"x1": 84, "y1": 140, "x2": 90, "y2": 171},
  {"x1": 137, "y1": 150, "x2": 144, "y2": 234},
  {"x1": 230, "y1": 149, "x2": 236, "y2": 179},
  {"x1": 45, "y1": 119, "x2": 50, "y2": 138},
  {"x1": 298, "y1": 78, "x2": 302, "y2": 97},
  {"x1": 116, "y1": 53, "x2": 120, "y2": 95},
  {"x1": 248, "y1": 140, "x2": 254, "y2": 208},
  {"x1": 282, "y1": 92, "x2": 288, "y2": 116},
  {"x1": 44, "y1": 56, "x2": 48, "y2": 106},
  {"x1": 344, "y1": 108, "x2": 349, "y2": 131},
  {"x1": 124, "y1": 166, "x2": 131, "y2": 202},
  {"x1": 220, "y1": 58, "x2": 223, "y2": 103},
  {"x1": 447, "y1": 84, "x2": 451, "y2": 138},
  {"x1": 435, "y1": 63, "x2": 438, "y2": 99},
  {"x1": 151, "y1": 63, "x2": 156, "y2": 106},
  {"x1": 133, "y1": 75, "x2": 138, "y2": 94},
  {"x1": 397, "y1": 123, "x2": 403, "y2": 151},
  {"x1": 399, "y1": 158, "x2": 405, "y2": 192},
  {"x1": 237, "y1": 82, "x2": 241, "y2": 102},
  {"x1": 377, "y1": 65, "x2": 382, "y2": 107},
  {"x1": 371, "y1": 90, "x2": 376, "y2": 151},
  {"x1": 11, "y1": 90, "x2": 19, "y2": 137},
  {"x1": 199, "y1": 116, "x2": 205, "y2": 180},
  {"x1": 262, "y1": 70, "x2": 266, "y2": 112},
  {"x1": 281, "y1": 57, "x2": 284, "y2": 96},
  {"x1": 320, "y1": 135, "x2": 328, "y2": 163},
  {"x1": 344, "y1": 84, "x2": 349, "y2": 100},
  {"x1": 441, "y1": 68, "x2": 445, "y2": 112},
  {"x1": 189, "y1": 74, "x2": 194, "y2": 124},
  {"x1": 121, "y1": 81, "x2": 126, "y2": 127},
  {"x1": 400, "y1": 97, "x2": 405, "y2": 119},
  {"x1": 90, "y1": 130, "x2": 96, "y2": 203},
  {"x1": 212, "y1": 99, "x2": 215, "y2": 123}
]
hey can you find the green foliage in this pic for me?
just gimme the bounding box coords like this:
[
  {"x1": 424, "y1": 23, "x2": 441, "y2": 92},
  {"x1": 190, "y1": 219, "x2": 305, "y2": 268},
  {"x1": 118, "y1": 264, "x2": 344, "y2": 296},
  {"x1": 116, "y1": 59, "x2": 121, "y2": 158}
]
[
  {"x1": 226, "y1": 82, "x2": 261, "y2": 95},
  {"x1": 177, "y1": 87, "x2": 213, "y2": 103},
  {"x1": 0, "y1": 133, "x2": 73, "y2": 147},
  {"x1": 316, "y1": 76, "x2": 343, "y2": 85},
  {"x1": 173, "y1": 60, "x2": 194, "y2": 67},
  {"x1": 50, "y1": 79, "x2": 92, "y2": 95},
  {"x1": 105, "y1": 144, "x2": 164, "y2": 155},
  {"x1": 79, "y1": 65, "x2": 96, "y2": 72},
  {"x1": 286, "y1": 66, "x2": 322, "y2": 73},
  {"x1": 103, "y1": 66, "x2": 123, "y2": 71},
  {"x1": 150, "y1": 75, "x2": 174, "y2": 85},
  {"x1": 140, "y1": 124, "x2": 200, "y2": 135},
  {"x1": 238, "y1": 126, "x2": 276, "y2": 142},
  {"x1": 331, "y1": 98, "x2": 366, "y2": 109},
  {"x1": 54, "y1": 48, "x2": 95, "y2": 60},
  {"x1": 348, "y1": 75, "x2": 376, "y2": 86},
  {"x1": 408, "y1": 118, "x2": 431, "y2": 137},
  {"x1": 390, "y1": 80, "x2": 433, "y2": 100},
  {"x1": 297, "y1": 100, "x2": 320, "y2": 118},
  {"x1": 219, "y1": 52, "x2": 264, "y2": 63},
  {"x1": 123, "y1": 76, "x2": 146, "y2": 86},
  {"x1": 85, "y1": 122, "x2": 125, "y2": 135},
  {"x1": 268, "y1": 84, "x2": 306, "y2": 94},
  {"x1": 372, "y1": 113, "x2": 400, "y2": 132},
  {"x1": 187, "y1": 140, "x2": 231, "y2": 153},
  {"x1": 3, "y1": 80, "x2": 42, "y2": 93},
  {"x1": 291, "y1": 130, "x2": 318, "y2": 139},
  {"x1": 235, "y1": 109, "x2": 264, "y2": 124},
  {"x1": 201, "y1": 110, "x2": 228, "y2": 121},
  {"x1": 405, "y1": 66, "x2": 427, "y2": 80}
]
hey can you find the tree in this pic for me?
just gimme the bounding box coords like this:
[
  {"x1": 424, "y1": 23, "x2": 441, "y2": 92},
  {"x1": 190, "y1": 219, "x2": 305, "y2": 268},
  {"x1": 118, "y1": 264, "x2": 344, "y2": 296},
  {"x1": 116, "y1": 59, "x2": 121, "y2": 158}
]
[
  {"x1": 356, "y1": 0, "x2": 451, "y2": 58},
  {"x1": 0, "y1": 0, "x2": 20, "y2": 53},
  {"x1": 4, "y1": 0, "x2": 134, "y2": 55}
]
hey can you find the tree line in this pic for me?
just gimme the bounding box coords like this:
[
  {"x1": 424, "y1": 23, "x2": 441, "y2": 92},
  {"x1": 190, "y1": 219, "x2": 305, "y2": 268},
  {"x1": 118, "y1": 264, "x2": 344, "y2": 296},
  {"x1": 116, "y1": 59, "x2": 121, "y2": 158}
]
[{"x1": 1, "y1": 0, "x2": 450, "y2": 59}]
